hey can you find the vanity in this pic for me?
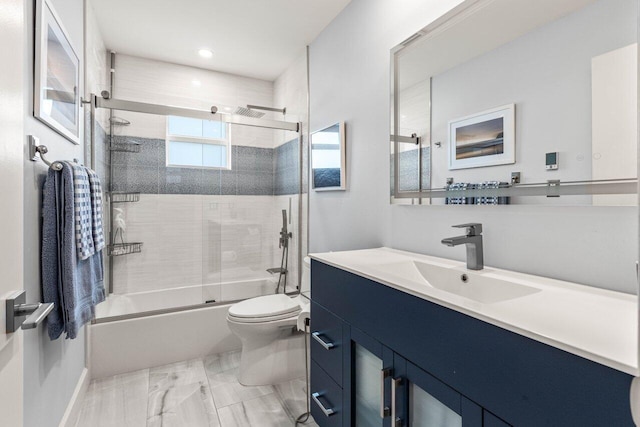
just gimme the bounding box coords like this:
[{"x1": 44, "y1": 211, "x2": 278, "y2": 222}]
[{"x1": 308, "y1": 248, "x2": 638, "y2": 426}]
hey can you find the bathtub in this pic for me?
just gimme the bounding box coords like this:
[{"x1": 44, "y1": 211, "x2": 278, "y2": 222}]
[
  {"x1": 95, "y1": 275, "x2": 278, "y2": 319},
  {"x1": 90, "y1": 275, "x2": 284, "y2": 379},
  {"x1": 90, "y1": 303, "x2": 242, "y2": 379}
]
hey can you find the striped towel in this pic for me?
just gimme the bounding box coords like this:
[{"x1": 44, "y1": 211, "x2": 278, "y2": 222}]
[
  {"x1": 70, "y1": 163, "x2": 95, "y2": 260},
  {"x1": 86, "y1": 168, "x2": 105, "y2": 252}
]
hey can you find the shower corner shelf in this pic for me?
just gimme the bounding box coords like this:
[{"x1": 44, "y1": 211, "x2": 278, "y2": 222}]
[
  {"x1": 110, "y1": 192, "x2": 141, "y2": 203},
  {"x1": 110, "y1": 141, "x2": 141, "y2": 153},
  {"x1": 108, "y1": 242, "x2": 143, "y2": 257}
]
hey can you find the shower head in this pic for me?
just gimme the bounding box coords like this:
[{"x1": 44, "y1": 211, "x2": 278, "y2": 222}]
[{"x1": 233, "y1": 107, "x2": 265, "y2": 118}]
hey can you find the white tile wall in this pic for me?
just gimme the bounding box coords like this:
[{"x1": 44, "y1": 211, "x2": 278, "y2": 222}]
[
  {"x1": 110, "y1": 194, "x2": 301, "y2": 305},
  {"x1": 111, "y1": 55, "x2": 278, "y2": 148},
  {"x1": 84, "y1": 1, "x2": 109, "y2": 130},
  {"x1": 274, "y1": 51, "x2": 309, "y2": 261},
  {"x1": 273, "y1": 53, "x2": 308, "y2": 148}
]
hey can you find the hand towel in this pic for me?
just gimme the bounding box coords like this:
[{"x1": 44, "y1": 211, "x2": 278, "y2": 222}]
[
  {"x1": 86, "y1": 167, "x2": 105, "y2": 252},
  {"x1": 70, "y1": 163, "x2": 95, "y2": 260}
]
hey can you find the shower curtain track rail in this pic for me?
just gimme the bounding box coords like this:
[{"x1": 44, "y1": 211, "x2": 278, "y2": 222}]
[{"x1": 93, "y1": 95, "x2": 300, "y2": 132}]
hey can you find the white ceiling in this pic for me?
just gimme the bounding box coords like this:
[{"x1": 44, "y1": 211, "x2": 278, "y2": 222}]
[{"x1": 90, "y1": 0, "x2": 351, "y2": 81}]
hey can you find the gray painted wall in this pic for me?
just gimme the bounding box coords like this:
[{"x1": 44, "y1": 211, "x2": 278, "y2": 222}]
[
  {"x1": 23, "y1": 0, "x2": 87, "y2": 426},
  {"x1": 309, "y1": 0, "x2": 638, "y2": 294}
]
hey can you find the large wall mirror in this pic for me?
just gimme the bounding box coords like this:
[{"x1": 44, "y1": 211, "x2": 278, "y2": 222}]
[{"x1": 390, "y1": 0, "x2": 638, "y2": 205}]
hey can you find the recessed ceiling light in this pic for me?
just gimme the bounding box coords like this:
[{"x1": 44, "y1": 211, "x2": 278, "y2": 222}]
[
  {"x1": 192, "y1": 79, "x2": 201, "y2": 87},
  {"x1": 198, "y1": 49, "x2": 213, "y2": 58}
]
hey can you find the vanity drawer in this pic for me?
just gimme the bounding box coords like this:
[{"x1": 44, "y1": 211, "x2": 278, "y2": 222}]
[
  {"x1": 311, "y1": 360, "x2": 343, "y2": 427},
  {"x1": 310, "y1": 302, "x2": 343, "y2": 386}
]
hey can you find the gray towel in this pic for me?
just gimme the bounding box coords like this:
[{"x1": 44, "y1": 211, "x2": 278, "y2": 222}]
[{"x1": 42, "y1": 163, "x2": 106, "y2": 340}]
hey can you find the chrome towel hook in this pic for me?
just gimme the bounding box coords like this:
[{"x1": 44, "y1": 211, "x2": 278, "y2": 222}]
[{"x1": 29, "y1": 135, "x2": 64, "y2": 171}]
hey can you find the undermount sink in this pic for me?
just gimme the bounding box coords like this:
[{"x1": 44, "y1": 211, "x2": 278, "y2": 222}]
[{"x1": 370, "y1": 260, "x2": 541, "y2": 304}]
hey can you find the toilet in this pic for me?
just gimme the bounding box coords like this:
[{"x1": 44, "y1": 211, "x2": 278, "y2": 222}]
[{"x1": 227, "y1": 257, "x2": 311, "y2": 386}]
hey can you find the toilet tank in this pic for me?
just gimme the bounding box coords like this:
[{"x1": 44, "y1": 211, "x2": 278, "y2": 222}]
[{"x1": 301, "y1": 256, "x2": 311, "y2": 294}]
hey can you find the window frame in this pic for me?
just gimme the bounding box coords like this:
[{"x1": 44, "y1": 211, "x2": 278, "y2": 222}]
[{"x1": 165, "y1": 116, "x2": 232, "y2": 170}]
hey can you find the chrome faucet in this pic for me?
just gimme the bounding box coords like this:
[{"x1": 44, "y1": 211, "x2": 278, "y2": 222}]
[{"x1": 441, "y1": 223, "x2": 484, "y2": 270}]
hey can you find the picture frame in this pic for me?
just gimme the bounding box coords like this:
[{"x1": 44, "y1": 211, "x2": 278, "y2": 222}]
[
  {"x1": 311, "y1": 122, "x2": 347, "y2": 191},
  {"x1": 448, "y1": 104, "x2": 515, "y2": 170},
  {"x1": 34, "y1": 0, "x2": 81, "y2": 144}
]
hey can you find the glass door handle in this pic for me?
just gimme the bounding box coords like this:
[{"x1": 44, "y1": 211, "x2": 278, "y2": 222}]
[
  {"x1": 311, "y1": 331, "x2": 335, "y2": 350},
  {"x1": 392, "y1": 377, "x2": 403, "y2": 427},
  {"x1": 381, "y1": 368, "x2": 392, "y2": 418},
  {"x1": 311, "y1": 392, "x2": 335, "y2": 417}
]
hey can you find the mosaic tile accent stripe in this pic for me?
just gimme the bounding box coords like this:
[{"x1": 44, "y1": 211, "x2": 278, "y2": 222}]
[
  {"x1": 275, "y1": 138, "x2": 300, "y2": 196},
  {"x1": 111, "y1": 136, "x2": 300, "y2": 196},
  {"x1": 390, "y1": 147, "x2": 431, "y2": 195}
]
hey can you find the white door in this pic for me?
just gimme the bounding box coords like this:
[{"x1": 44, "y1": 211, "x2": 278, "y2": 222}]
[{"x1": 0, "y1": 0, "x2": 25, "y2": 426}]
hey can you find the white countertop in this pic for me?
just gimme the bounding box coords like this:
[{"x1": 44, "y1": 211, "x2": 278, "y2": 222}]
[{"x1": 310, "y1": 247, "x2": 639, "y2": 376}]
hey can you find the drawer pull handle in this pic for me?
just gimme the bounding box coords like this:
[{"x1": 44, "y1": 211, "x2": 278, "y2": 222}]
[
  {"x1": 312, "y1": 392, "x2": 335, "y2": 417},
  {"x1": 312, "y1": 331, "x2": 335, "y2": 350},
  {"x1": 392, "y1": 377, "x2": 402, "y2": 427},
  {"x1": 380, "y1": 368, "x2": 391, "y2": 418}
]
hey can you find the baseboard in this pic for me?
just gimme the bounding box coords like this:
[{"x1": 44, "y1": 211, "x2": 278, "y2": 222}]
[{"x1": 58, "y1": 367, "x2": 90, "y2": 427}]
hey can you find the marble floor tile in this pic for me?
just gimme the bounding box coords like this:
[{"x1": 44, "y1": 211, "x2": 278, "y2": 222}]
[
  {"x1": 206, "y1": 366, "x2": 274, "y2": 408},
  {"x1": 147, "y1": 359, "x2": 220, "y2": 427},
  {"x1": 203, "y1": 350, "x2": 241, "y2": 375},
  {"x1": 76, "y1": 369, "x2": 149, "y2": 427},
  {"x1": 217, "y1": 393, "x2": 293, "y2": 427},
  {"x1": 75, "y1": 350, "x2": 315, "y2": 427},
  {"x1": 275, "y1": 377, "x2": 309, "y2": 422}
]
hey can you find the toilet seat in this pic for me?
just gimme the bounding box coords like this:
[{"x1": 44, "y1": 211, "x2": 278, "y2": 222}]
[{"x1": 228, "y1": 294, "x2": 301, "y2": 324}]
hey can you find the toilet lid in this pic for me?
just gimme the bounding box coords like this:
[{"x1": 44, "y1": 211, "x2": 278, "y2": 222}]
[{"x1": 228, "y1": 294, "x2": 301, "y2": 319}]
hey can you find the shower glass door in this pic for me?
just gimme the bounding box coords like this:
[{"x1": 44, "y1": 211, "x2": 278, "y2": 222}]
[{"x1": 93, "y1": 108, "x2": 302, "y2": 320}]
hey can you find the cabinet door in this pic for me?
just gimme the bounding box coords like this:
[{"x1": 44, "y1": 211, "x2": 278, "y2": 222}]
[
  {"x1": 350, "y1": 327, "x2": 395, "y2": 427},
  {"x1": 392, "y1": 357, "x2": 482, "y2": 427}
]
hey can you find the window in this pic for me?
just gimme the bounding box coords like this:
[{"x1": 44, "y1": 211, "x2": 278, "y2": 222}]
[{"x1": 166, "y1": 116, "x2": 231, "y2": 169}]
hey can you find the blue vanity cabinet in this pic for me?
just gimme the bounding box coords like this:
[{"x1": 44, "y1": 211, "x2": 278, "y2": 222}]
[
  {"x1": 482, "y1": 411, "x2": 511, "y2": 427},
  {"x1": 310, "y1": 260, "x2": 635, "y2": 427}
]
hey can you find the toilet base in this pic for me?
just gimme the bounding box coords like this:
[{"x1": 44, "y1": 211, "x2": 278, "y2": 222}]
[{"x1": 237, "y1": 330, "x2": 306, "y2": 386}]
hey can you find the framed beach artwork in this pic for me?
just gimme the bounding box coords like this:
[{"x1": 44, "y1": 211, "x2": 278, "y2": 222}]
[
  {"x1": 34, "y1": 0, "x2": 81, "y2": 144},
  {"x1": 448, "y1": 104, "x2": 515, "y2": 170}
]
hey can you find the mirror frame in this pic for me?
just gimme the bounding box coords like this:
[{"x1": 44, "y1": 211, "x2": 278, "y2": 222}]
[
  {"x1": 311, "y1": 121, "x2": 347, "y2": 191},
  {"x1": 390, "y1": 0, "x2": 639, "y2": 203}
]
